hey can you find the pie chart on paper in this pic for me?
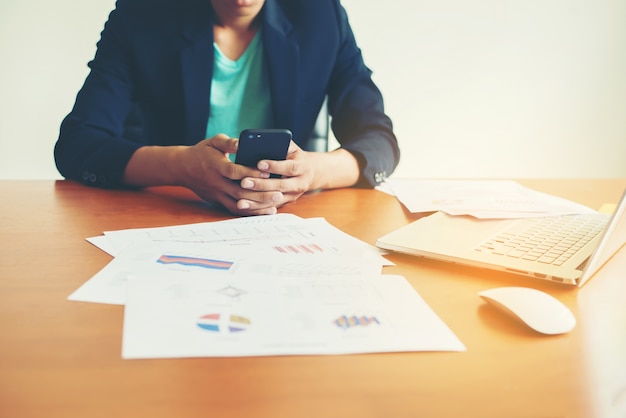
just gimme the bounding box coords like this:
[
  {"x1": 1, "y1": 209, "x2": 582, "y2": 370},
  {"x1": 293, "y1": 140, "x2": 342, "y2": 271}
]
[{"x1": 196, "y1": 313, "x2": 251, "y2": 333}]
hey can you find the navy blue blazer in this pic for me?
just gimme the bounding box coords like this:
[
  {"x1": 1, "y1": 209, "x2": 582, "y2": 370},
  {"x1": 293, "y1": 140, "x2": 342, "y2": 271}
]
[{"x1": 55, "y1": 0, "x2": 400, "y2": 188}]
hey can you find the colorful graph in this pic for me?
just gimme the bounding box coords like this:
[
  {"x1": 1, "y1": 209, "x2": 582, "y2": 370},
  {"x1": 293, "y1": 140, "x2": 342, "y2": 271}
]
[
  {"x1": 334, "y1": 315, "x2": 381, "y2": 330},
  {"x1": 197, "y1": 313, "x2": 251, "y2": 333},
  {"x1": 273, "y1": 243, "x2": 324, "y2": 254},
  {"x1": 157, "y1": 255, "x2": 233, "y2": 270}
]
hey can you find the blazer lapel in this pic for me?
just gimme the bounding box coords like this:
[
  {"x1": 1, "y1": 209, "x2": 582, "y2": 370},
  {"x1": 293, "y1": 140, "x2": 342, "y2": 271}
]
[
  {"x1": 178, "y1": 1, "x2": 298, "y2": 143},
  {"x1": 262, "y1": 0, "x2": 299, "y2": 131},
  {"x1": 179, "y1": 6, "x2": 214, "y2": 145}
]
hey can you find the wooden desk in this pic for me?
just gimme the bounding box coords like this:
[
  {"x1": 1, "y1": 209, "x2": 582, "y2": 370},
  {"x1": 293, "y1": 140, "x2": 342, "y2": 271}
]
[{"x1": 1, "y1": 179, "x2": 625, "y2": 418}]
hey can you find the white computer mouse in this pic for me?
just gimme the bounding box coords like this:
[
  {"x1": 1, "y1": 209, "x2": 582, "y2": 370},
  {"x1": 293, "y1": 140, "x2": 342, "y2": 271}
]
[{"x1": 478, "y1": 287, "x2": 576, "y2": 335}]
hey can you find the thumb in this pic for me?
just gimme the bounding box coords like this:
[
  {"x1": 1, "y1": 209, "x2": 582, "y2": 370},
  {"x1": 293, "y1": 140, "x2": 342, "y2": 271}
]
[{"x1": 206, "y1": 134, "x2": 238, "y2": 154}]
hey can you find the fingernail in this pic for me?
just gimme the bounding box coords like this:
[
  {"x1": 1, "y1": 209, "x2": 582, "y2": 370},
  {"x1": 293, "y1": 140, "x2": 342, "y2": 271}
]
[
  {"x1": 258, "y1": 161, "x2": 269, "y2": 170},
  {"x1": 272, "y1": 193, "x2": 283, "y2": 202},
  {"x1": 242, "y1": 179, "x2": 254, "y2": 188},
  {"x1": 239, "y1": 201, "x2": 250, "y2": 209}
]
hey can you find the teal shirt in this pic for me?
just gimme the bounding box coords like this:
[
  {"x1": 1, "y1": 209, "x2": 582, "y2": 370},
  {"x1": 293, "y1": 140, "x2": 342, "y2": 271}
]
[{"x1": 206, "y1": 31, "x2": 273, "y2": 161}]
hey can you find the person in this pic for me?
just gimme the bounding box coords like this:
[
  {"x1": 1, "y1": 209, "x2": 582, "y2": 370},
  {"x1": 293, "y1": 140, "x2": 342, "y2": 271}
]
[{"x1": 54, "y1": 0, "x2": 400, "y2": 216}]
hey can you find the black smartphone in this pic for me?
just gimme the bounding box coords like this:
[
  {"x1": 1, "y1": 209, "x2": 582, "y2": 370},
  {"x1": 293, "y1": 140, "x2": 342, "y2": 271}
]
[{"x1": 235, "y1": 129, "x2": 292, "y2": 178}]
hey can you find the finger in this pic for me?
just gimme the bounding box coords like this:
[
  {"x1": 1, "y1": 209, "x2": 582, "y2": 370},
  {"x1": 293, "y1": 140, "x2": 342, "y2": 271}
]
[
  {"x1": 211, "y1": 191, "x2": 279, "y2": 216},
  {"x1": 236, "y1": 189, "x2": 284, "y2": 205},
  {"x1": 208, "y1": 134, "x2": 238, "y2": 153},
  {"x1": 258, "y1": 158, "x2": 300, "y2": 178},
  {"x1": 234, "y1": 191, "x2": 282, "y2": 215},
  {"x1": 286, "y1": 140, "x2": 301, "y2": 155},
  {"x1": 241, "y1": 176, "x2": 306, "y2": 196},
  {"x1": 226, "y1": 165, "x2": 271, "y2": 183},
  {"x1": 227, "y1": 180, "x2": 284, "y2": 205},
  {"x1": 236, "y1": 199, "x2": 278, "y2": 213}
]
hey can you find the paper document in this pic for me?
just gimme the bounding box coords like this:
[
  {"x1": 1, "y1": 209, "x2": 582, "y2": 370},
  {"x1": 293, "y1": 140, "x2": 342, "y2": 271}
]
[
  {"x1": 122, "y1": 274, "x2": 466, "y2": 359},
  {"x1": 73, "y1": 215, "x2": 390, "y2": 305},
  {"x1": 70, "y1": 213, "x2": 465, "y2": 358},
  {"x1": 70, "y1": 239, "x2": 385, "y2": 305},
  {"x1": 384, "y1": 179, "x2": 595, "y2": 219}
]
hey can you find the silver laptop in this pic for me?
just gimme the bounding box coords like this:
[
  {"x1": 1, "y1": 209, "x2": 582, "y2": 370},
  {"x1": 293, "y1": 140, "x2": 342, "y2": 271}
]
[{"x1": 377, "y1": 189, "x2": 626, "y2": 286}]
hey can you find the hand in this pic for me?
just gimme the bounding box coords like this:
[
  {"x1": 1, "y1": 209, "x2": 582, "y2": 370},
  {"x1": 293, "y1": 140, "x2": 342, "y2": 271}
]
[
  {"x1": 175, "y1": 135, "x2": 284, "y2": 215},
  {"x1": 125, "y1": 135, "x2": 360, "y2": 215},
  {"x1": 235, "y1": 141, "x2": 313, "y2": 208},
  {"x1": 237, "y1": 141, "x2": 360, "y2": 208},
  {"x1": 123, "y1": 134, "x2": 285, "y2": 216}
]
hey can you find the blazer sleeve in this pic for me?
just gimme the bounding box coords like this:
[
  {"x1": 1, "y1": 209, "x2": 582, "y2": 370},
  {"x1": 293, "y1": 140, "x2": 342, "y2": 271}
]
[
  {"x1": 54, "y1": 1, "x2": 142, "y2": 188},
  {"x1": 326, "y1": 2, "x2": 400, "y2": 187}
]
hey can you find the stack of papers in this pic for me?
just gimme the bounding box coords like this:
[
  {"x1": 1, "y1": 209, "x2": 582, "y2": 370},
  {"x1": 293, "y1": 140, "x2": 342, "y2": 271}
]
[
  {"x1": 382, "y1": 179, "x2": 596, "y2": 219},
  {"x1": 71, "y1": 214, "x2": 466, "y2": 359}
]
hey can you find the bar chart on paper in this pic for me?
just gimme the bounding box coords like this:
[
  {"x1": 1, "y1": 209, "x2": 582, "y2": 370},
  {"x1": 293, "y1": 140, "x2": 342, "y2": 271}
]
[
  {"x1": 273, "y1": 243, "x2": 325, "y2": 254},
  {"x1": 334, "y1": 315, "x2": 381, "y2": 330}
]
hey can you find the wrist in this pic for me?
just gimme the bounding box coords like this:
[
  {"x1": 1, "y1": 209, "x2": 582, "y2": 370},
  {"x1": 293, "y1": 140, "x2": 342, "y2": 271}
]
[
  {"x1": 165, "y1": 146, "x2": 189, "y2": 186},
  {"x1": 123, "y1": 145, "x2": 188, "y2": 187},
  {"x1": 308, "y1": 149, "x2": 360, "y2": 190}
]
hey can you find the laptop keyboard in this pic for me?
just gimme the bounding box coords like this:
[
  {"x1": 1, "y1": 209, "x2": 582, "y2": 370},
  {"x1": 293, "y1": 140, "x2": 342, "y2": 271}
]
[{"x1": 475, "y1": 214, "x2": 607, "y2": 266}]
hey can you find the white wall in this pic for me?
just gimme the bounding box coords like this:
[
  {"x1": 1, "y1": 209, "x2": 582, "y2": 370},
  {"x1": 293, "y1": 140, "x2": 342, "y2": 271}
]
[
  {"x1": 1, "y1": 0, "x2": 624, "y2": 180},
  {"x1": 0, "y1": 0, "x2": 116, "y2": 180},
  {"x1": 341, "y1": 0, "x2": 626, "y2": 178}
]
